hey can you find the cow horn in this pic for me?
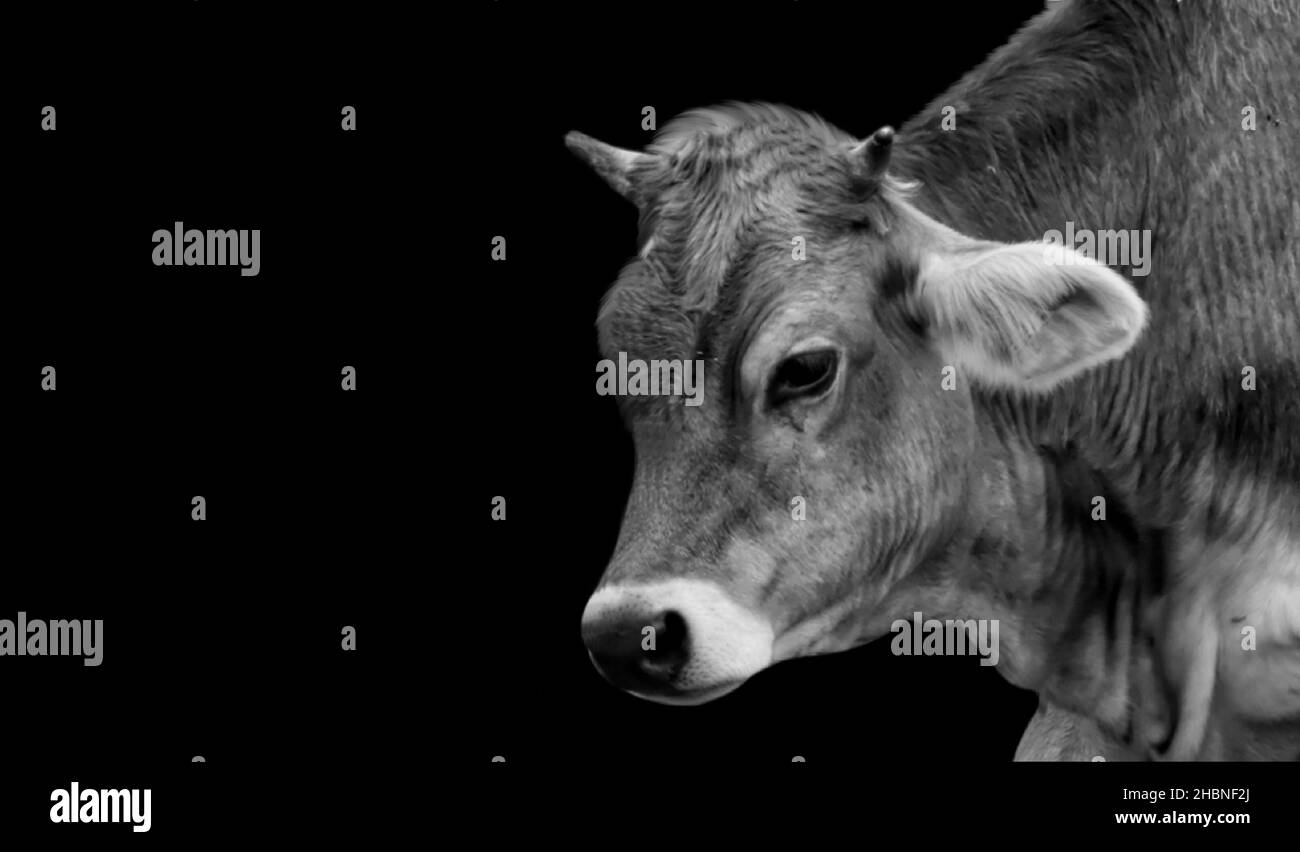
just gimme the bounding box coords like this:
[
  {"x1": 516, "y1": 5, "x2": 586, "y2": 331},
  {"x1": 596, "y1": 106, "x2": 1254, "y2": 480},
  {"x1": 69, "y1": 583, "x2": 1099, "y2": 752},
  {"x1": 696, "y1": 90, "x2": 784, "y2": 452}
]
[
  {"x1": 851, "y1": 126, "x2": 895, "y2": 179},
  {"x1": 565, "y1": 131, "x2": 650, "y2": 203}
]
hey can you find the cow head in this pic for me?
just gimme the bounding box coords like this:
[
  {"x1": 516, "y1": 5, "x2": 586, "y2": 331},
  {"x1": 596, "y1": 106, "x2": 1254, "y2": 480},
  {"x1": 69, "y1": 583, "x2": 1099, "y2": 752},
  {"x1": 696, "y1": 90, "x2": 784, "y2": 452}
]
[{"x1": 572, "y1": 104, "x2": 1147, "y2": 705}]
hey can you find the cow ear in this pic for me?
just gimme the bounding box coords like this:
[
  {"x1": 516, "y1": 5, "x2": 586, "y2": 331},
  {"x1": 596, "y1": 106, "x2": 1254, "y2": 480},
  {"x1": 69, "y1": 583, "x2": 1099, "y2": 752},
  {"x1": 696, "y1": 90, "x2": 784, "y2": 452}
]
[{"x1": 913, "y1": 240, "x2": 1148, "y2": 392}]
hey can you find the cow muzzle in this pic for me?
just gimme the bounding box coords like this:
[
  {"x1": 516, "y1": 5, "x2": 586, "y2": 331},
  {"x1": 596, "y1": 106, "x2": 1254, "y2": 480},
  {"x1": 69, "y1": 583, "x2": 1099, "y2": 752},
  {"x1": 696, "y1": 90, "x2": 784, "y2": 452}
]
[{"x1": 580, "y1": 579, "x2": 775, "y2": 705}]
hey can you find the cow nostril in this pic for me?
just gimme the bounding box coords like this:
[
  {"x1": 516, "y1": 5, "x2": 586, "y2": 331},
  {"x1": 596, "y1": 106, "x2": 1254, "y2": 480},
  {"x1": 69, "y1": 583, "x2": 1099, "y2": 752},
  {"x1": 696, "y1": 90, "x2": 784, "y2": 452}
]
[
  {"x1": 584, "y1": 606, "x2": 692, "y2": 693},
  {"x1": 644, "y1": 610, "x2": 688, "y2": 666}
]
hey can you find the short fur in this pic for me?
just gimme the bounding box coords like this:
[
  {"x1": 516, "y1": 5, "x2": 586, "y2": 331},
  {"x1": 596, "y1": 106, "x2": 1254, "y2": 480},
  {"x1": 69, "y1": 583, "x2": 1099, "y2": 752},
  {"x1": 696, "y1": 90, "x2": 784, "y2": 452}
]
[{"x1": 572, "y1": 0, "x2": 1300, "y2": 760}]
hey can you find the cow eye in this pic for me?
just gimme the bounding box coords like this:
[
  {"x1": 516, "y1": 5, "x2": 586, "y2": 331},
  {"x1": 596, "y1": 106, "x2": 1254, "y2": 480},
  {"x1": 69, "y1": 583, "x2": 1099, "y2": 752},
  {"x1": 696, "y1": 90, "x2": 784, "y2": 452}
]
[{"x1": 767, "y1": 349, "x2": 838, "y2": 407}]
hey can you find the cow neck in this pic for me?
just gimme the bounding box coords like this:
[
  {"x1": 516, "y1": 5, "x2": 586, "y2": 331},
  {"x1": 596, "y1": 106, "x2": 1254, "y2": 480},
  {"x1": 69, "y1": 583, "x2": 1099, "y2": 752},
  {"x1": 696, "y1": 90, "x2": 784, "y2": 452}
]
[
  {"x1": 888, "y1": 1, "x2": 1184, "y2": 508},
  {"x1": 937, "y1": 401, "x2": 1171, "y2": 748}
]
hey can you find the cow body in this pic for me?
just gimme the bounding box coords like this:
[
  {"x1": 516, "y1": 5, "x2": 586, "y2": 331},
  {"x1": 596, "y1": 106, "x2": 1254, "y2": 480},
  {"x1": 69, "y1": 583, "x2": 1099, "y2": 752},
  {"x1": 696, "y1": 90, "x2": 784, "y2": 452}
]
[
  {"x1": 571, "y1": 0, "x2": 1300, "y2": 760},
  {"x1": 893, "y1": 0, "x2": 1300, "y2": 761}
]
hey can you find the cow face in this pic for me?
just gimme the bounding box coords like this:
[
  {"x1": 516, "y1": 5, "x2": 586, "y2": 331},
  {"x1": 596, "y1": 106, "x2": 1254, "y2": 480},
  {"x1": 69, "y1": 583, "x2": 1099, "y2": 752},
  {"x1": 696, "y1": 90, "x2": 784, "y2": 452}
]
[{"x1": 572, "y1": 105, "x2": 1147, "y2": 705}]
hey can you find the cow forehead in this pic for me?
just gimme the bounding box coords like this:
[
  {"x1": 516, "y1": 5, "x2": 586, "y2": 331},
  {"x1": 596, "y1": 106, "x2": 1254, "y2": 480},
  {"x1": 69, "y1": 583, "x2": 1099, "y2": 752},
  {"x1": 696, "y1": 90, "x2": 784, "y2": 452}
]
[{"x1": 598, "y1": 105, "x2": 874, "y2": 364}]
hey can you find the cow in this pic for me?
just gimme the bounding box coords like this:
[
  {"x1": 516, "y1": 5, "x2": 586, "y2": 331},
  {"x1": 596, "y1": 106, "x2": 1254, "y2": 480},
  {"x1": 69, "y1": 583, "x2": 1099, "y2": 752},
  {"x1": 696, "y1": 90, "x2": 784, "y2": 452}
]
[{"x1": 569, "y1": 0, "x2": 1300, "y2": 760}]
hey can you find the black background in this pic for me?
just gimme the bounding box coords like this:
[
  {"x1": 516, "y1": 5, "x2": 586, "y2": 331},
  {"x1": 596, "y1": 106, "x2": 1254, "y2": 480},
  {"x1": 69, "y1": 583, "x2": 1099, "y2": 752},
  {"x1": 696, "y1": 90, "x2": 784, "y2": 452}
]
[
  {"x1": 4, "y1": 2, "x2": 418, "y2": 841},
  {"x1": 2, "y1": 0, "x2": 1291, "y2": 841}
]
